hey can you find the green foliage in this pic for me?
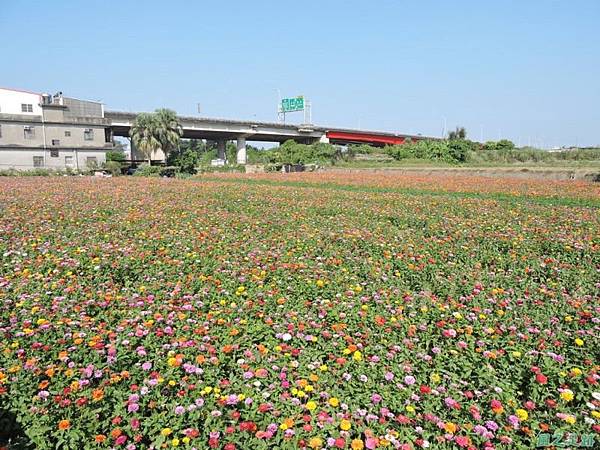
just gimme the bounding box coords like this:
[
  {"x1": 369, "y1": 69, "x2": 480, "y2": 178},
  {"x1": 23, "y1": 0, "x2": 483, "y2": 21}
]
[
  {"x1": 132, "y1": 164, "x2": 162, "y2": 177},
  {"x1": 268, "y1": 140, "x2": 343, "y2": 165},
  {"x1": 386, "y1": 139, "x2": 474, "y2": 163},
  {"x1": 104, "y1": 160, "x2": 123, "y2": 176},
  {"x1": 448, "y1": 126, "x2": 467, "y2": 140},
  {"x1": 496, "y1": 139, "x2": 515, "y2": 152},
  {"x1": 105, "y1": 150, "x2": 126, "y2": 162}
]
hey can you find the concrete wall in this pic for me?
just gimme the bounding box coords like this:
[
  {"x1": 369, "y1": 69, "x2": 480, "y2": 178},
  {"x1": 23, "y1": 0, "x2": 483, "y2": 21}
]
[
  {"x1": 0, "y1": 88, "x2": 42, "y2": 116},
  {"x1": 0, "y1": 120, "x2": 108, "y2": 149},
  {"x1": 63, "y1": 97, "x2": 104, "y2": 119},
  {"x1": 0, "y1": 148, "x2": 111, "y2": 170}
]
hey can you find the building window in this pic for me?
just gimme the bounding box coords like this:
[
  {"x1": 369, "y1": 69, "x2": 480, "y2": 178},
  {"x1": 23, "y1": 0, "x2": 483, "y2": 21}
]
[
  {"x1": 50, "y1": 150, "x2": 59, "y2": 157},
  {"x1": 24, "y1": 126, "x2": 35, "y2": 139},
  {"x1": 33, "y1": 156, "x2": 44, "y2": 167},
  {"x1": 86, "y1": 156, "x2": 98, "y2": 168},
  {"x1": 52, "y1": 139, "x2": 60, "y2": 146},
  {"x1": 65, "y1": 156, "x2": 74, "y2": 168},
  {"x1": 21, "y1": 104, "x2": 33, "y2": 113},
  {"x1": 0, "y1": 124, "x2": 2, "y2": 138},
  {"x1": 84, "y1": 129, "x2": 94, "y2": 141},
  {"x1": 64, "y1": 130, "x2": 71, "y2": 137}
]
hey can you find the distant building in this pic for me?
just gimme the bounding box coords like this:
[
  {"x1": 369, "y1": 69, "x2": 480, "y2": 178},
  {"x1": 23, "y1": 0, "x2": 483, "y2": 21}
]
[{"x1": 0, "y1": 87, "x2": 114, "y2": 170}]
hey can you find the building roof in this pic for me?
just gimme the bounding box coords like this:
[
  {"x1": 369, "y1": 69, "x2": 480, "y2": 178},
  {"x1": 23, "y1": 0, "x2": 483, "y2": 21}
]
[{"x1": 0, "y1": 86, "x2": 42, "y2": 96}]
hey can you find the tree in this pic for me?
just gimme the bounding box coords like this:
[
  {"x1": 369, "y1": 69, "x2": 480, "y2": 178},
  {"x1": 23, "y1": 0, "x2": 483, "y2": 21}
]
[
  {"x1": 130, "y1": 109, "x2": 183, "y2": 164},
  {"x1": 448, "y1": 126, "x2": 467, "y2": 140},
  {"x1": 154, "y1": 109, "x2": 183, "y2": 157},
  {"x1": 130, "y1": 113, "x2": 160, "y2": 164}
]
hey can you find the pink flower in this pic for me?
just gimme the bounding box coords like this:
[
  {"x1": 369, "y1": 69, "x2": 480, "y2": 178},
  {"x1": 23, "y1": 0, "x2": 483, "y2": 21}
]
[
  {"x1": 454, "y1": 435, "x2": 469, "y2": 447},
  {"x1": 365, "y1": 437, "x2": 378, "y2": 449},
  {"x1": 404, "y1": 375, "x2": 416, "y2": 385}
]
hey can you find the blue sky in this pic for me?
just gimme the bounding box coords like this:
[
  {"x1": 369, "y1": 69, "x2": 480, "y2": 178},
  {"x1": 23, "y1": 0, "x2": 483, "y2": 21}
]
[{"x1": 2, "y1": 0, "x2": 599, "y2": 147}]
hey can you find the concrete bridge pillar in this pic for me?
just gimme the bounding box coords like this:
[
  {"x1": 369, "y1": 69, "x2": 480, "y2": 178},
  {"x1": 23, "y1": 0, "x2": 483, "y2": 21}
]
[
  {"x1": 236, "y1": 136, "x2": 247, "y2": 165},
  {"x1": 217, "y1": 139, "x2": 226, "y2": 161}
]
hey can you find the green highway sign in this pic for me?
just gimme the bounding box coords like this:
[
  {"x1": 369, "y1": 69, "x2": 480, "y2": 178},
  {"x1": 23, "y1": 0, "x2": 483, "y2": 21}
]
[{"x1": 281, "y1": 96, "x2": 304, "y2": 112}]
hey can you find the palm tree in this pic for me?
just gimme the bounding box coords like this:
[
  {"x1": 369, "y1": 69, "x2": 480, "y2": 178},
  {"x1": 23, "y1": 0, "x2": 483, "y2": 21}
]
[
  {"x1": 130, "y1": 113, "x2": 160, "y2": 164},
  {"x1": 154, "y1": 109, "x2": 183, "y2": 158}
]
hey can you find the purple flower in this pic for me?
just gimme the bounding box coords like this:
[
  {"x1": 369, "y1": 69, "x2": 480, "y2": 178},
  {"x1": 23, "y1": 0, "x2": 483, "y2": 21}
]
[
  {"x1": 404, "y1": 375, "x2": 416, "y2": 385},
  {"x1": 485, "y1": 420, "x2": 499, "y2": 431},
  {"x1": 127, "y1": 403, "x2": 139, "y2": 413},
  {"x1": 174, "y1": 406, "x2": 185, "y2": 415}
]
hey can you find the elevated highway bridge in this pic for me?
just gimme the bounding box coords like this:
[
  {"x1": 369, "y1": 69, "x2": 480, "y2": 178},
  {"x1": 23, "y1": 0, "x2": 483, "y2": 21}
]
[{"x1": 106, "y1": 111, "x2": 432, "y2": 164}]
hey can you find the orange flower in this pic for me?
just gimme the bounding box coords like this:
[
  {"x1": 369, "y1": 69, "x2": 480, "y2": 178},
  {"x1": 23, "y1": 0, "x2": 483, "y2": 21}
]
[
  {"x1": 95, "y1": 435, "x2": 106, "y2": 443},
  {"x1": 58, "y1": 419, "x2": 71, "y2": 430},
  {"x1": 92, "y1": 388, "x2": 104, "y2": 402},
  {"x1": 444, "y1": 422, "x2": 457, "y2": 434}
]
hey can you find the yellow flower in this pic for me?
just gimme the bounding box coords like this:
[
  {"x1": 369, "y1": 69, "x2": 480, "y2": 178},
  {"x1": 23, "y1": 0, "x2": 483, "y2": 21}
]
[
  {"x1": 352, "y1": 351, "x2": 362, "y2": 362},
  {"x1": 560, "y1": 389, "x2": 574, "y2": 402},
  {"x1": 161, "y1": 428, "x2": 172, "y2": 437},
  {"x1": 575, "y1": 338, "x2": 584, "y2": 346},
  {"x1": 171, "y1": 438, "x2": 180, "y2": 447},
  {"x1": 316, "y1": 280, "x2": 325, "y2": 288},
  {"x1": 516, "y1": 409, "x2": 528, "y2": 421},
  {"x1": 340, "y1": 419, "x2": 351, "y2": 431},
  {"x1": 591, "y1": 411, "x2": 600, "y2": 419},
  {"x1": 319, "y1": 364, "x2": 328, "y2": 372},
  {"x1": 511, "y1": 351, "x2": 522, "y2": 358},
  {"x1": 430, "y1": 373, "x2": 441, "y2": 384},
  {"x1": 328, "y1": 397, "x2": 339, "y2": 407},
  {"x1": 564, "y1": 415, "x2": 576, "y2": 425},
  {"x1": 309, "y1": 437, "x2": 323, "y2": 449},
  {"x1": 351, "y1": 439, "x2": 364, "y2": 450},
  {"x1": 406, "y1": 405, "x2": 415, "y2": 413},
  {"x1": 306, "y1": 401, "x2": 317, "y2": 411},
  {"x1": 571, "y1": 368, "x2": 582, "y2": 377}
]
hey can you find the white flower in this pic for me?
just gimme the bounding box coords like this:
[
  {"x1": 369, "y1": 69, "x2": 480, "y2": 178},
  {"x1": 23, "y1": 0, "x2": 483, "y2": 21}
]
[
  {"x1": 592, "y1": 392, "x2": 600, "y2": 401},
  {"x1": 282, "y1": 333, "x2": 292, "y2": 341}
]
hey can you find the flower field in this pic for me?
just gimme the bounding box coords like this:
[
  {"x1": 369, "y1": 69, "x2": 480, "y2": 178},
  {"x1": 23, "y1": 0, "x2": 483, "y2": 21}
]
[{"x1": 0, "y1": 175, "x2": 598, "y2": 450}]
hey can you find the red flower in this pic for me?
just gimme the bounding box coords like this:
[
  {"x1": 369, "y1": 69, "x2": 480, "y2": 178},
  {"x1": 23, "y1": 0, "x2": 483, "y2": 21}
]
[
  {"x1": 224, "y1": 444, "x2": 236, "y2": 450},
  {"x1": 334, "y1": 437, "x2": 346, "y2": 448},
  {"x1": 258, "y1": 403, "x2": 271, "y2": 413},
  {"x1": 535, "y1": 373, "x2": 548, "y2": 384},
  {"x1": 420, "y1": 385, "x2": 431, "y2": 394}
]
